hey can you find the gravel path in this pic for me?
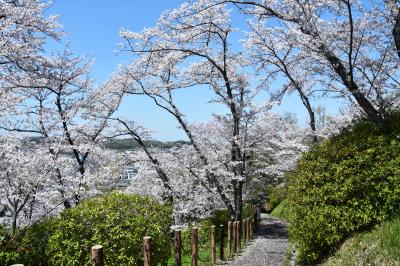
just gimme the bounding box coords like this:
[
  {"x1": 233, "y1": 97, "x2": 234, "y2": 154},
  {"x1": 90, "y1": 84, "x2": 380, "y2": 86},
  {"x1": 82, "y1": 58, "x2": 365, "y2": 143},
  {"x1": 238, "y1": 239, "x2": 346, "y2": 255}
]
[{"x1": 223, "y1": 215, "x2": 289, "y2": 266}]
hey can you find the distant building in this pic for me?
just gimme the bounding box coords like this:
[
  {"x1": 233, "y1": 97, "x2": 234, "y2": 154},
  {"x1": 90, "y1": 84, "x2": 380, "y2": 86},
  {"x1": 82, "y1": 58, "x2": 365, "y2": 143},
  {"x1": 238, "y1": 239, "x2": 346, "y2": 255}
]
[{"x1": 115, "y1": 165, "x2": 138, "y2": 188}]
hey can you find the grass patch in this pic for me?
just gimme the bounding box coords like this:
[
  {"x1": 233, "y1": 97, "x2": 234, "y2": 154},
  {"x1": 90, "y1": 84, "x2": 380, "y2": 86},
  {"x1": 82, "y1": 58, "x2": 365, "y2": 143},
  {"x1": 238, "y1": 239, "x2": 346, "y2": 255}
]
[
  {"x1": 323, "y1": 215, "x2": 400, "y2": 265},
  {"x1": 271, "y1": 199, "x2": 288, "y2": 221}
]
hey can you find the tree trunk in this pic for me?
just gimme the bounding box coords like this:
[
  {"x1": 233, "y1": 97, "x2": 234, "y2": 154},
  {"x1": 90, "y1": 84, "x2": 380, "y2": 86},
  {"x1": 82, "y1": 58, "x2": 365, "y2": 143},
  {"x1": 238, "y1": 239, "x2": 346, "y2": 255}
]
[
  {"x1": 393, "y1": 5, "x2": 400, "y2": 59},
  {"x1": 63, "y1": 199, "x2": 72, "y2": 209},
  {"x1": 235, "y1": 179, "x2": 244, "y2": 235},
  {"x1": 350, "y1": 90, "x2": 386, "y2": 128},
  {"x1": 294, "y1": 83, "x2": 317, "y2": 143},
  {"x1": 232, "y1": 181, "x2": 238, "y2": 220},
  {"x1": 12, "y1": 210, "x2": 17, "y2": 234},
  {"x1": 236, "y1": 181, "x2": 243, "y2": 223}
]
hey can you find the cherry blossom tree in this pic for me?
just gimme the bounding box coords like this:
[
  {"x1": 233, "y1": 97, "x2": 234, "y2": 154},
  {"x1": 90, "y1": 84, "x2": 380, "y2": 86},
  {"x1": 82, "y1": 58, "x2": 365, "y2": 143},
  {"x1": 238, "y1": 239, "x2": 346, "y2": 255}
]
[
  {"x1": 119, "y1": 108, "x2": 310, "y2": 224},
  {"x1": 212, "y1": 0, "x2": 399, "y2": 129},
  {"x1": 124, "y1": 146, "x2": 219, "y2": 224},
  {"x1": 1, "y1": 50, "x2": 122, "y2": 209},
  {"x1": 100, "y1": 70, "x2": 220, "y2": 221},
  {"x1": 0, "y1": 136, "x2": 54, "y2": 233},
  {"x1": 0, "y1": 1, "x2": 127, "y2": 233},
  {"x1": 0, "y1": 0, "x2": 60, "y2": 118},
  {"x1": 385, "y1": 0, "x2": 400, "y2": 58},
  {"x1": 245, "y1": 21, "x2": 319, "y2": 142},
  {"x1": 118, "y1": 1, "x2": 263, "y2": 221}
]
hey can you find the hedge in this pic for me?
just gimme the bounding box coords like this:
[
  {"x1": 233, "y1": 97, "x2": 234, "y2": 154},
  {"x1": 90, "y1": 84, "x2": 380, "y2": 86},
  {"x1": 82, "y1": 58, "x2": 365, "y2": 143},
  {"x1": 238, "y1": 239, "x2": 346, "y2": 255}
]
[{"x1": 288, "y1": 120, "x2": 400, "y2": 264}]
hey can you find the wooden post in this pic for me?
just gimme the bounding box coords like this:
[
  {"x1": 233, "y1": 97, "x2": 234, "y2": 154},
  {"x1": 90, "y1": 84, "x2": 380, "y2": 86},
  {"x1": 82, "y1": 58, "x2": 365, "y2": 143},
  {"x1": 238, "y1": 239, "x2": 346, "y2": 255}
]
[
  {"x1": 253, "y1": 205, "x2": 258, "y2": 229},
  {"x1": 219, "y1": 224, "x2": 224, "y2": 261},
  {"x1": 174, "y1": 230, "x2": 182, "y2": 266},
  {"x1": 242, "y1": 219, "x2": 246, "y2": 245},
  {"x1": 246, "y1": 218, "x2": 250, "y2": 242},
  {"x1": 144, "y1": 236, "x2": 151, "y2": 266},
  {"x1": 91, "y1": 245, "x2": 104, "y2": 266},
  {"x1": 227, "y1": 221, "x2": 232, "y2": 258},
  {"x1": 191, "y1": 227, "x2": 199, "y2": 266},
  {"x1": 211, "y1": 225, "x2": 216, "y2": 265},
  {"x1": 250, "y1": 218, "x2": 253, "y2": 237},
  {"x1": 250, "y1": 212, "x2": 253, "y2": 237},
  {"x1": 233, "y1": 221, "x2": 237, "y2": 254},
  {"x1": 237, "y1": 220, "x2": 241, "y2": 250}
]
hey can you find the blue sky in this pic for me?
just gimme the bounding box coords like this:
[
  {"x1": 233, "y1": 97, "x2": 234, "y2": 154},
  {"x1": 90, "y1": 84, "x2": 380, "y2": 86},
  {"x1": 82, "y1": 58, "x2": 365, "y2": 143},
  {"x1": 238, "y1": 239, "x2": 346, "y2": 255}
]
[{"x1": 46, "y1": 1, "x2": 340, "y2": 140}]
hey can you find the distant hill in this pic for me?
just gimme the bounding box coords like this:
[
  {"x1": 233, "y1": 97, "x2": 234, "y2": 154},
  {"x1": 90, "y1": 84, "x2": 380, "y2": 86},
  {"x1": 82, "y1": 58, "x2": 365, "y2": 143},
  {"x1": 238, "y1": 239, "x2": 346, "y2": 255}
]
[
  {"x1": 105, "y1": 139, "x2": 190, "y2": 151},
  {"x1": 25, "y1": 136, "x2": 189, "y2": 151}
]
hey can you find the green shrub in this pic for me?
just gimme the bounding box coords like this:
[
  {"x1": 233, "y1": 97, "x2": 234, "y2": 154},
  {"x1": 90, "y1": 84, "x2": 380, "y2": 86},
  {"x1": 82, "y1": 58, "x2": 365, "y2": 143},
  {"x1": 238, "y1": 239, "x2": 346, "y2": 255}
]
[
  {"x1": 0, "y1": 225, "x2": 20, "y2": 266},
  {"x1": 266, "y1": 185, "x2": 287, "y2": 212},
  {"x1": 18, "y1": 218, "x2": 56, "y2": 265},
  {"x1": 208, "y1": 209, "x2": 231, "y2": 228},
  {"x1": 46, "y1": 192, "x2": 173, "y2": 265},
  {"x1": 288, "y1": 120, "x2": 400, "y2": 265},
  {"x1": 271, "y1": 199, "x2": 288, "y2": 220}
]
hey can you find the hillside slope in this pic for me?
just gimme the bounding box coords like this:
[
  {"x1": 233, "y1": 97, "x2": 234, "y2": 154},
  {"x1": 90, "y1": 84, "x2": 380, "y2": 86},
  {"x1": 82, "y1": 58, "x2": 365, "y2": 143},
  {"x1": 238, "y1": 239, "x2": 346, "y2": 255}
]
[{"x1": 324, "y1": 216, "x2": 400, "y2": 265}]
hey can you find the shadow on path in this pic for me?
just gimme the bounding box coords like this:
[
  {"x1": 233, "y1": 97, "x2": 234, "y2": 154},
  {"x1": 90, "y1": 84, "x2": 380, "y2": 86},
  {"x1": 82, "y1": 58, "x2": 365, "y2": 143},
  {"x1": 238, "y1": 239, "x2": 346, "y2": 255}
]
[{"x1": 255, "y1": 216, "x2": 288, "y2": 240}]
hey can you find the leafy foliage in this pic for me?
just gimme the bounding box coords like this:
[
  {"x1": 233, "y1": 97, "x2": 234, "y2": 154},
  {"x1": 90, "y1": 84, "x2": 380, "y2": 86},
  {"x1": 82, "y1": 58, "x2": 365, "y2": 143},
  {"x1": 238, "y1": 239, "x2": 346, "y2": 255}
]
[
  {"x1": 266, "y1": 185, "x2": 287, "y2": 212},
  {"x1": 19, "y1": 219, "x2": 56, "y2": 265},
  {"x1": 271, "y1": 199, "x2": 288, "y2": 221},
  {"x1": 1, "y1": 193, "x2": 172, "y2": 265},
  {"x1": 0, "y1": 225, "x2": 19, "y2": 266},
  {"x1": 46, "y1": 193, "x2": 173, "y2": 265},
  {"x1": 288, "y1": 120, "x2": 400, "y2": 265}
]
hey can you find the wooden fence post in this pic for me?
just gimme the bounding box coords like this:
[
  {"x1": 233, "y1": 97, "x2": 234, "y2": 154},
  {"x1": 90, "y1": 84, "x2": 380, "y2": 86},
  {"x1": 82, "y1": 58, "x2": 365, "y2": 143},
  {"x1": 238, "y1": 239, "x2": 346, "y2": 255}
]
[
  {"x1": 253, "y1": 205, "x2": 258, "y2": 229},
  {"x1": 246, "y1": 218, "x2": 250, "y2": 242},
  {"x1": 237, "y1": 220, "x2": 241, "y2": 250},
  {"x1": 227, "y1": 221, "x2": 232, "y2": 258},
  {"x1": 250, "y1": 219, "x2": 253, "y2": 237},
  {"x1": 144, "y1": 236, "x2": 151, "y2": 266},
  {"x1": 250, "y1": 213, "x2": 253, "y2": 237},
  {"x1": 242, "y1": 219, "x2": 246, "y2": 245},
  {"x1": 233, "y1": 221, "x2": 237, "y2": 254},
  {"x1": 211, "y1": 225, "x2": 216, "y2": 265},
  {"x1": 191, "y1": 227, "x2": 199, "y2": 266},
  {"x1": 174, "y1": 230, "x2": 182, "y2": 266},
  {"x1": 91, "y1": 245, "x2": 104, "y2": 266},
  {"x1": 219, "y1": 224, "x2": 224, "y2": 261}
]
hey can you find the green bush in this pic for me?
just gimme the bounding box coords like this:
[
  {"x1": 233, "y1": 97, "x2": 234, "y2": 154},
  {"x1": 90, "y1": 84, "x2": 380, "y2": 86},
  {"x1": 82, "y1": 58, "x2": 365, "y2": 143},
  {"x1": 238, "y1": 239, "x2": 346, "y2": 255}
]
[
  {"x1": 46, "y1": 192, "x2": 173, "y2": 265},
  {"x1": 266, "y1": 185, "x2": 287, "y2": 212},
  {"x1": 1, "y1": 216, "x2": 63, "y2": 266},
  {"x1": 288, "y1": 120, "x2": 400, "y2": 265},
  {"x1": 19, "y1": 218, "x2": 56, "y2": 265},
  {"x1": 0, "y1": 225, "x2": 20, "y2": 266},
  {"x1": 271, "y1": 199, "x2": 288, "y2": 220}
]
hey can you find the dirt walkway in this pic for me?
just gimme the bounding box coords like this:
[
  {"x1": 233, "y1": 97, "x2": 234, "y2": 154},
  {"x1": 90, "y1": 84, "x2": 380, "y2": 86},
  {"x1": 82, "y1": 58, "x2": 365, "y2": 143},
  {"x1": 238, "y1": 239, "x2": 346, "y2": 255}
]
[{"x1": 223, "y1": 215, "x2": 289, "y2": 266}]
